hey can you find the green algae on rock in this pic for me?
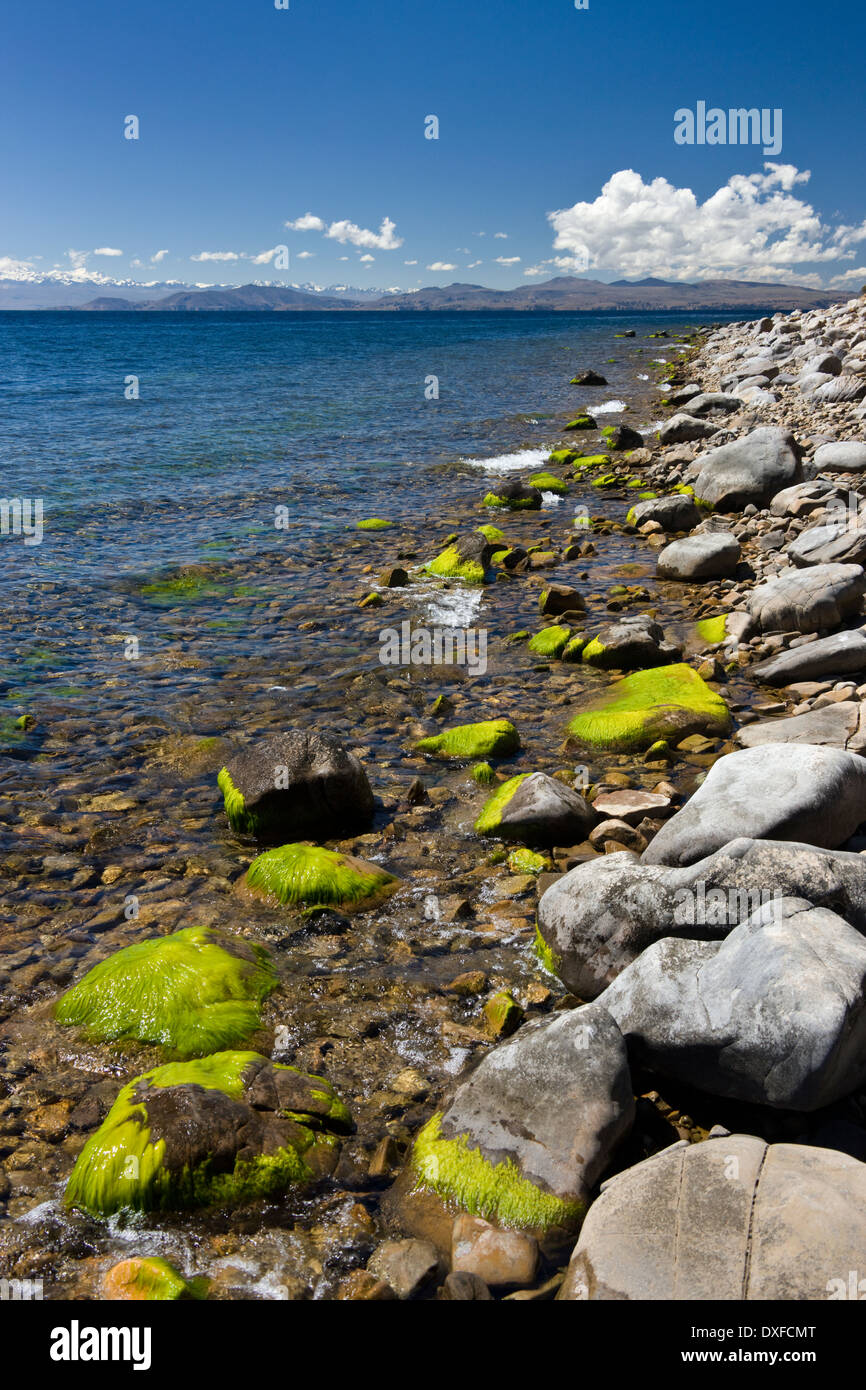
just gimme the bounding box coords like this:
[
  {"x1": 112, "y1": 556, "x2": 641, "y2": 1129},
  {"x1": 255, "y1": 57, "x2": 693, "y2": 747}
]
[
  {"x1": 415, "y1": 719, "x2": 520, "y2": 761},
  {"x1": 567, "y1": 662, "x2": 731, "y2": 751},
  {"x1": 55, "y1": 926, "x2": 276, "y2": 1057},
  {"x1": 476, "y1": 524, "x2": 505, "y2": 543},
  {"x1": 527, "y1": 625, "x2": 571, "y2": 658},
  {"x1": 529, "y1": 471, "x2": 568, "y2": 495},
  {"x1": 101, "y1": 1257, "x2": 199, "y2": 1302},
  {"x1": 482, "y1": 481, "x2": 542, "y2": 511},
  {"x1": 425, "y1": 545, "x2": 487, "y2": 584},
  {"x1": 507, "y1": 848, "x2": 551, "y2": 875},
  {"x1": 547, "y1": 448, "x2": 579, "y2": 467},
  {"x1": 562, "y1": 635, "x2": 588, "y2": 662},
  {"x1": 356, "y1": 518, "x2": 393, "y2": 530},
  {"x1": 564, "y1": 414, "x2": 596, "y2": 431},
  {"x1": 695, "y1": 614, "x2": 729, "y2": 645},
  {"x1": 471, "y1": 761, "x2": 496, "y2": 785},
  {"x1": 218, "y1": 731, "x2": 374, "y2": 843},
  {"x1": 534, "y1": 921, "x2": 561, "y2": 976},
  {"x1": 410, "y1": 1113, "x2": 582, "y2": 1233},
  {"x1": 474, "y1": 773, "x2": 530, "y2": 835},
  {"x1": 65, "y1": 1051, "x2": 352, "y2": 1218},
  {"x1": 244, "y1": 844, "x2": 399, "y2": 912}
]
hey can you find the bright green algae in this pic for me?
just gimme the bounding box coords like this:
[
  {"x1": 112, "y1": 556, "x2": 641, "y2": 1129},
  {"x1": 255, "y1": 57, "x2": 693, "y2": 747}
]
[
  {"x1": 695, "y1": 614, "x2": 729, "y2": 645},
  {"x1": 217, "y1": 766, "x2": 256, "y2": 835},
  {"x1": 534, "y1": 922, "x2": 561, "y2": 976},
  {"x1": 356, "y1": 518, "x2": 393, "y2": 530},
  {"x1": 507, "y1": 848, "x2": 551, "y2": 875},
  {"x1": 415, "y1": 719, "x2": 519, "y2": 760},
  {"x1": 527, "y1": 626, "x2": 571, "y2": 658},
  {"x1": 529, "y1": 471, "x2": 568, "y2": 495},
  {"x1": 245, "y1": 843, "x2": 398, "y2": 910},
  {"x1": 65, "y1": 1051, "x2": 350, "y2": 1217},
  {"x1": 474, "y1": 773, "x2": 528, "y2": 834},
  {"x1": 55, "y1": 926, "x2": 276, "y2": 1057},
  {"x1": 425, "y1": 544, "x2": 489, "y2": 584},
  {"x1": 411, "y1": 1113, "x2": 583, "y2": 1232},
  {"x1": 567, "y1": 662, "x2": 730, "y2": 751}
]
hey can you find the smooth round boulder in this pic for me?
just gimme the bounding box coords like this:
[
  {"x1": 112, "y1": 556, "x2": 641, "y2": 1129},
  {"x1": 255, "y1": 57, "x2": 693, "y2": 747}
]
[
  {"x1": 657, "y1": 531, "x2": 740, "y2": 580},
  {"x1": 219, "y1": 730, "x2": 374, "y2": 843}
]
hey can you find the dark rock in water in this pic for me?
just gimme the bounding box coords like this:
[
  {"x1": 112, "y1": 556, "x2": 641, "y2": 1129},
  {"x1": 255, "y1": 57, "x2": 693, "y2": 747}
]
[
  {"x1": 425, "y1": 532, "x2": 498, "y2": 582},
  {"x1": 657, "y1": 531, "x2": 740, "y2": 580},
  {"x1": 559, "y1": 1135, "x2": 866, "y2": 1299},
  {"x1": 405, "y1": 1004, "x2": 634, "y2": 1239},
  {"x1": 581, "y1": 614, "x2": 681, "y2": 670},
  {"x1": 218, "y1": 730, "x2": 374, "y2": 842},
  {"x1": 570, "y1": 369, "x2": 607, "y2": 386},
  {"x1": 603, "y1": 424, "x2": 644, "y2": 450},
  {"x1": 474, "y1": 770, "x2": 595, "y2": 845},
  {"x1": 483, "y1": 479, "x2": 543, "y2": 510},
  {"x1": 746, "y1": 562, "x2": 866, "y2": 635},
  {"x1": 441, "y1": 1271, "x2": 493, "y2": 1301},
  {"x1": 599, "y1": 896, "x2": 866, "y2": 1110},
  {"x1": 65, "y1": 1052, "x2": 353, "y2": 1216},
  {"x1": 690, "y1": 426, "x2": 802, "y2": 510},
  {"x1": 643, "y1": 744, "x2": 866, "y2": 867},
  {"x1": 752, "y1": 628, "x2": 866, "y2": 684},
  {"x1": 367, "y1": 1238, "x2": 441, "y2": 1300},
  {"x1": 537, "y1": 835, "x2": 866, "y2": 998},
  {"x1": 379, "y1": 566, "x2": 409, "y2": 587},
  {"x1": 539, "y1": 583, "x2": 585, "y2": 616}
]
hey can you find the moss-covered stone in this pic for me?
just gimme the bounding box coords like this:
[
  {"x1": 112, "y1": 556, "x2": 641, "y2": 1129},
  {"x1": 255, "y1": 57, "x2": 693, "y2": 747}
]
[
  {"x1": 529, "y1": 471, "x2": 568, "y2": 495},
  {"x1": 562, "y1": 635, "x2": 588, "y2": 662},
  {"x1": 483, "y1": 484, "x2": 542, "y2": 511},
  {"x1": 476, "y1": 524, "x2": 505, "y2": 543},
  {"x1": 411, "y1": 1113, "x2": 581, "y2": 1232},
  {"x1": 415, "y1": 719, "x2": 520, "y2": 761},
  {"x1": 55, "y1": 926, "x2": 276, "y2": 1057},
  {"x1": 564, "y1": 414, "x2": 596, "y2": 431},
  {"x1": 101, "y1": 1257, "x2": 197, "y2": 1302},
  {"x1": 474, "y1": 774, "x2": 530, "y2": 834},
  {"x1": 547, "y1": 449, "x2": 578, "y2": 467},
  {"x1": 534, "y1": 921, "x2": 561, "y2": 976},
  {"x1": 356, "y1": 518, "x2": 393, "y2": 530},
  {"x1": 507, "y1": 848, "x2": 551, "y2": 875},
  {"x1": 244, "y1": 844, "x2": 398, "y2": 912},
  {"x1": 472, "y1": 762, "x2": 496, "y2": 786},
  {"x1": 65, "y1": 1052, "x2": 352, "y2": 1218},
  {"x1": 425, "y1": 544, "x2": 489, "y2": 584},
  {"x1": 527, "y1": 626, "x2": 571, "y2": 658},
  {"x1": 695, "y1": 614, "x2": 729, "y2": 645},
  {"x1": 483, "y1": 991, "x2": 524, "y2": 1038},
  {"x1": 567, "y1": 662, "x2": 730, "y2": 751},
  {"x1": 571, "y1": 453, "x2": 610, "y2": 469}
]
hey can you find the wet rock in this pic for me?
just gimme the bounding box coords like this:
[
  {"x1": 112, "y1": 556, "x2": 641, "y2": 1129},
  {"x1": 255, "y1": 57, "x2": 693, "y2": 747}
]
[
  {"x1": 571, "y1": 370, "x2": 607, "y2": 386},
  {"x1": 626, "y1": 493, "x2": 702, "y2": 531},
  {"x1": 603, "y1": 424, "x2": 644, "y2": 450},
  {"x1": 644, "y1": 744, "x2": 866, "y2": 867},
  {"x1": 537, "y1": 835, "x2": 866, "y2": 998},
  {"x1": 440, "y1": 1271, "x2": 494, "y2": 1301},
  {"x1": 559, "y1": 1136, "x2": 866, "y2": 1300},
  {"x1": 580, "y1": 615, "x2": 680, "y2": 670},
  {"x1": 451, "y1": 1214, "x2": 539, "y2": 1289},
  {"x1": 539, "y1": 584, "x2": 586, "y2": 617},
  {"x1": 483, "y1": 480, "x2": 543, "y2": 511},
  {"x1": 474, "y1": 771, "x2": 595, "y2": 846},
  {"x1": 599, "y1": 896, "x2": 866, "y2": 1110},
  {"x1": 367, "y1": 1238, "x2": 441, "y2": 1300},
  {"x1": 567, "y1": 663, "x2": 731, "y2": 752},
  {"x1": 218, "y1": 730, "x2": 374, "y2": 842}
]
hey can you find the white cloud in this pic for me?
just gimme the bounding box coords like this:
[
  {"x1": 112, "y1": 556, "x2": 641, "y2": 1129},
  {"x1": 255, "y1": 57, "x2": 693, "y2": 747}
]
[
  {"x1": 249, "y1": 247, "x2": 286, "y2": 265},
  {"x1": 191, "y1": 251, "x2": 241, "y2": 262},
  {"x1": 404, "y1": 259, "x2": 418, "y2": 265},
  {"x1": 93, "y1": 247, "x2": 123, "y2": 256},
  {"x1": 523, "y1": 264, "x2": 550, "y2": 277},
  {"x1": 830, "y1": 265, "x2": 866, "y2": 285},
  {"x1": 0, "y1": 255, "x2": 37, "y2": 279},
  {"x1": 151, "y1": 249, "x2": 169, "y2": 264},
  {"x1": 359, "y1": 253, "x2": 375, "y2": 263},
  {"x1": 467, "y1": 260, "x2": 483, "y2": 268},
  {"x1": 494, "y1": 232, "x2": 508, "y2": 239},
  {"x1": 285, "y1": 214, "x2": 326, "y2": 231},
  {"x1": 427, "y1": 262, "x2": 457, "y2": 271},
  {"x1": 296, "y1": 250, "x2": 314, "y2": 260},
  {"x1": 495, "y1": 255, "x2": 521, "y2": 266},
  {"x1": 325, "y1": 216, "x2": 401, "y2": 250},
  {"x1": 549, "y1": 165, "x2": 866, "y2": 282}
]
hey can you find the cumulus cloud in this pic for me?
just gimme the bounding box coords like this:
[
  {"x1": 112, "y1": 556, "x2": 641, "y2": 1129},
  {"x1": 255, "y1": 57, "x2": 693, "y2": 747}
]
[
  {"x1": 151, "y1": 249, "x2": 169, "y2": 264},
  {"x1": 359, "y1": 253, "x2": 375, "y2": 263},
  {"x1": 830, "y1": 265, "x2": 866, "y2": 285},
  {"x1": 93, "y1": 247, "x2": 123, "y2": 257},
  {"x1": 404, "y1": 259, "x2": 418, "y2": 265},
  {"x1": 467, "y1": 260, "x2": 483, "y2": 268},
  {"x1": 494, "y1": 232, "x2": 509, "y2": 239},
  {"x1": 495, "y1": 255, "x2": 521, "y2": 266},
  {"x1": 0, "y1": 255, "x2": 37, "y2": 279},
  {"x1": 191, "y1": 250, "x2": 241, "y2": 262},
  {"x1": 549, "y1": 165, "x2": 866, "y2": 282},
  {"x1": 427, "y1": 261, "x2": 457, "y2": 271},
  {"x1": 285, "y1": 214, "x2": 326, "y2": 231},
  {"x1": 296, "y1": 250, "x2": 314, "y2": 260}
]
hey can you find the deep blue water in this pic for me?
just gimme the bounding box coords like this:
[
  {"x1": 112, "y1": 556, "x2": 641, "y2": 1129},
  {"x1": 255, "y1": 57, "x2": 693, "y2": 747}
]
[{"x1": 0, "y1": 309, "x2": 735, "y2": 594}]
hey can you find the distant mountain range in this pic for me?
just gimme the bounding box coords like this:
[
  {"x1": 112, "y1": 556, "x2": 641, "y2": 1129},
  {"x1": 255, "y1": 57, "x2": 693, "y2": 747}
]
[{"x1": 0, "y1": 274, "x2": 849, "y2": 313}]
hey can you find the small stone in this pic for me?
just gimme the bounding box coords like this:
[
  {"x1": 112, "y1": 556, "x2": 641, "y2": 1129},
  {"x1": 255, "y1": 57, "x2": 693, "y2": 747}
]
[
  {"x1": 451, "y1": 1214, "x2": 539, "y2": 1289},
  {"x1": 445, "y1": 970, "x2": 488, "y2": 996},
  {"x1": 482, "y1": 990, "x2": 524, "y2": 1038},
  {"x1": 440, "y1": 1271, "x2": 493, "y2": 1301},
  {"x1": 367, "y1": 1238, "x2": 441, "y2": 1300}
]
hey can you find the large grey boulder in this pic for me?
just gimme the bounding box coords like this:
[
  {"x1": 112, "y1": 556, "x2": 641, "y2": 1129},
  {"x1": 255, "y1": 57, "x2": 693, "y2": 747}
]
[
  {"x1": 559, "y1": 1136, "x2": 866, "y2": 1300},
  {"x1": 626, "y1": 493, "x2": 701, "y2": 532},
  {"x1": 685, "y1": 391, "x2": 743, "y2": 417},
  {"x1": 643, "y1": 744, "x2": 866, "y2": 867},
  {"x1": 787, "y1": 520, "x2": 866, "y2": 568},
  {"x1": 769, "y1": 478, "x2": 841, "y2": 518},
  {"x1": 537, "y1": 835, "x2": 866, "y2": 998},
  {"x1": 690, "y1": 426, "x2": 801, "y2": 511},
  {"x1": 220, "y1": 730, "x2": 375, "y2": 842},
  {"x1": 814, "y1": 440, "x2": 866, "y2": 472},
  {"x1": 477, "y1": 771, "x2": 595, "y2": 846},
  {"x1": 813, "y1": 375, "x2": 866, "y2": 404},
  {"x1": 657, "y1": 531, "x2": 740, "y2": 580},
  {"x1": 735, "y1": 701, "x2": 866, "y2": 753},
  {"x1": 410, "y1": 1004, "x2": 634, "y2": 1234},
  {"x1": 752, "y1": 628, "x2": 866, "y2": 684},
  {"x1": 598, "y1": 896, "x2": 866, "y2": 1110},
  {"x1": 746, "y1": 562, "x2": 866, "y2": 634}
]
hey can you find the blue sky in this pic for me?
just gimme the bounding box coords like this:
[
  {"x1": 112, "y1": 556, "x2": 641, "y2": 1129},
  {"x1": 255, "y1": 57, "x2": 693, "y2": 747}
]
[{"x1": 1, "y1": 0, "x2": 864, "y2": 290}]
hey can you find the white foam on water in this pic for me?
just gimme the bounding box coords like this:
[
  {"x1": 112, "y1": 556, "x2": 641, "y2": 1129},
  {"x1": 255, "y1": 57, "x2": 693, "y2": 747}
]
[
  {"x1": 421, "y1": 583, "x2": 485, "y2": 629},
  {"x1": 541, "y1": 491, "x2": 563, "y2": 506},
  {"x1": 594, "y1": 399, "x2": 628, "y2": 414},
  {"x1": 637, "y1": 373, "x2": 650, "y2": 381},
  {"x1": 461, "y1": 446, "x2": 553, "y2": 474}
]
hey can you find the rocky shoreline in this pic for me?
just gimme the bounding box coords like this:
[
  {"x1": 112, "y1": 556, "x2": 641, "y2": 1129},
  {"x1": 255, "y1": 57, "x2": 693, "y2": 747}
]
[{"x1": 3, "y1": 297, "x2": 866, "y2": 1302}]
